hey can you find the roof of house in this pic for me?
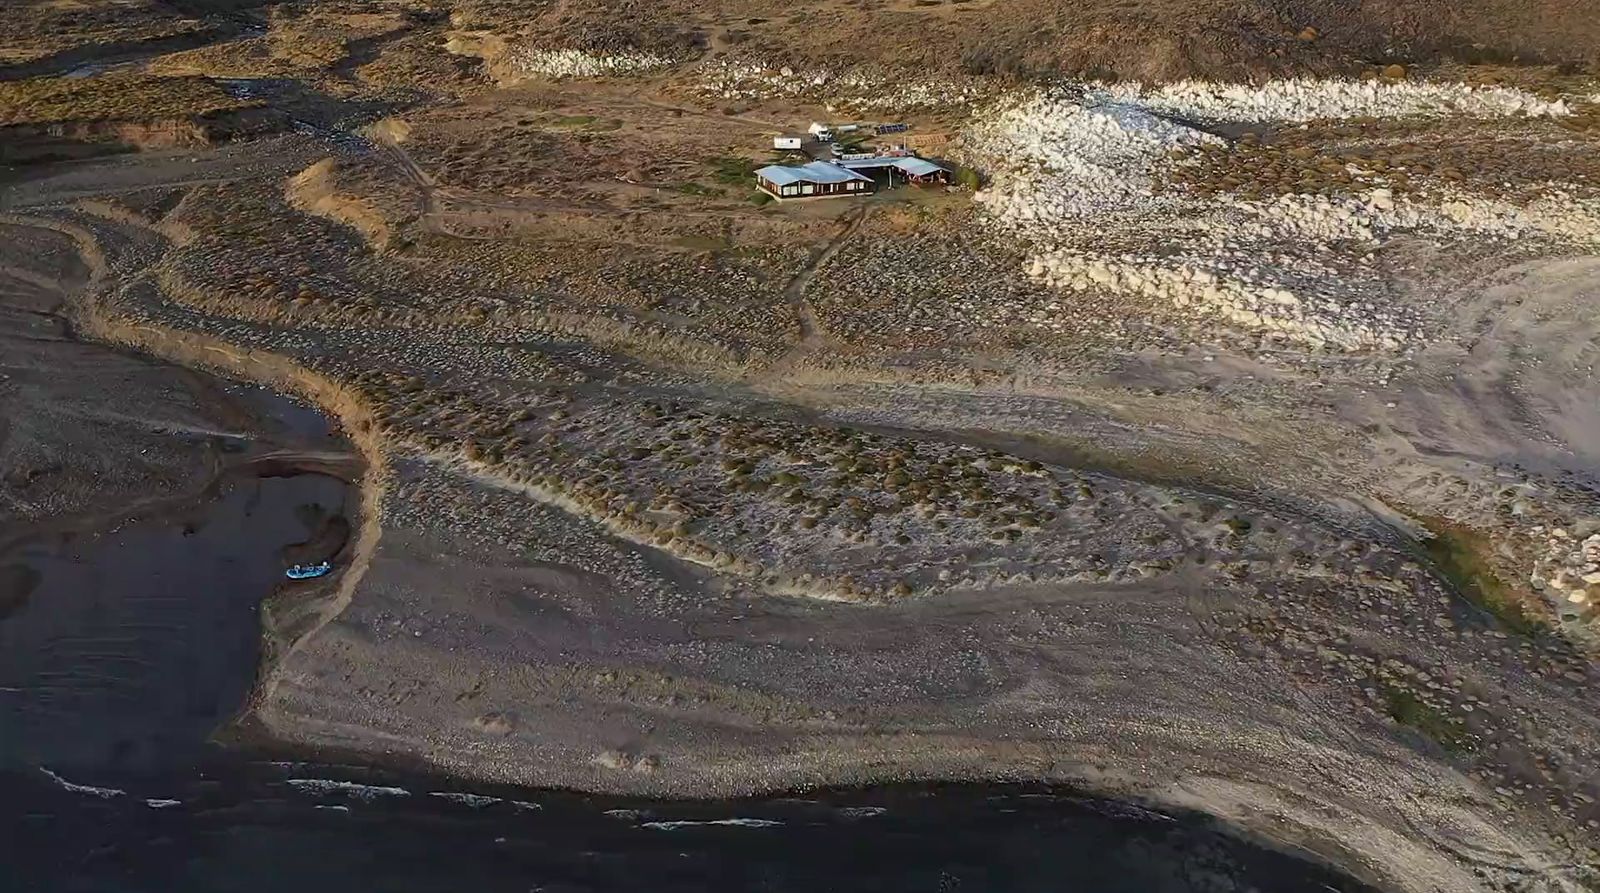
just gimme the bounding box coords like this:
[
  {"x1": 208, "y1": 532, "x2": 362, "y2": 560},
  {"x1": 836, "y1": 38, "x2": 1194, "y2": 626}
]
[
  {"x1": 755, "y1": 161, "x2": 874, "y2": 186},
  {"x1": 891, "y1": 157, "x2": 948, "y2": 177},
  {"x1": 838, "y1": 156, "x2": 951, "y2": 177}
]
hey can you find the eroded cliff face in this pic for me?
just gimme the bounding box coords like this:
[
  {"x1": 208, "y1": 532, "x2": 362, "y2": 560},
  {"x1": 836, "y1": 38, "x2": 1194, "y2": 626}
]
[{"x1": 1, "y1": 110, "x2": 285, "y2": 166}]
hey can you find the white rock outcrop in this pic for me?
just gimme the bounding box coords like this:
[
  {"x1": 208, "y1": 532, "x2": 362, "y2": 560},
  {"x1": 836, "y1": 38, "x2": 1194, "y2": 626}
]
[
  {"x1": 510, "y1": 47, "x2": 675, "y2": 79},
  {"x1": 1102, "y1": 78, "x2": 1572, "y2": 123},
  {"x1": 963, "y1": 81, "x2": 1600, "y2": 352}
]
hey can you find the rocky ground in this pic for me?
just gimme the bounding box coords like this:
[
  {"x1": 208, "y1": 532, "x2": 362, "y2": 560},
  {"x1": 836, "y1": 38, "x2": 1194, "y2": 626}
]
[{"x1": 4, "y1": 4, "x2": 1600, "y2": 892}]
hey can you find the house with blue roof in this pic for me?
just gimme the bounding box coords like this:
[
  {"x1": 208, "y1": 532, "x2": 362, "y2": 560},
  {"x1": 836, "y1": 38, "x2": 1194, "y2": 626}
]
[
  {"x1": 753, "y1": 155, "x2": 954, "y2": 201},
  {"x1": 754, "y1": 160, "x2": 875, "y2": 200}
]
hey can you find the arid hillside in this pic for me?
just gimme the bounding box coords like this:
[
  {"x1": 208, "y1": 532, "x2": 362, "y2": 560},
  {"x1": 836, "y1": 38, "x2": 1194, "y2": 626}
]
[
  {"x1": 444, "y1": 0, "x2": 1600, "y2": 83},
  {"x1": 7, "y1": 0, "x2": 1597, "y2": 90}
]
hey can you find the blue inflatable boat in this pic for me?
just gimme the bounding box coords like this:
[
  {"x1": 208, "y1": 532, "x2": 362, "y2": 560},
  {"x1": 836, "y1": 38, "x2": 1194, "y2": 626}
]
[{"x1": 285, "y1": 561, "x2": 333, "y2": 580}]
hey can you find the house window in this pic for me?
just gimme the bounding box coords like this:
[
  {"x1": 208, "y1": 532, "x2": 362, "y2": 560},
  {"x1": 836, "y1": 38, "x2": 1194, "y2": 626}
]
[{"x1": 801, "y1": 183, "x2": 814, "y2": 195}]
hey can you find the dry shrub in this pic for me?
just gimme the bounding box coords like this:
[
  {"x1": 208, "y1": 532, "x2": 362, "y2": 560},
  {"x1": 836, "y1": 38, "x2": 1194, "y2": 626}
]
[{"x1": 0, "y1": 73, "x2": 256, "y2": 125}]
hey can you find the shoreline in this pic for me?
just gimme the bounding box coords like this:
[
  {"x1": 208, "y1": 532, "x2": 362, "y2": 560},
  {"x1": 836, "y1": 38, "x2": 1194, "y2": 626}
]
[
  {"x1": 224, "y1": 655, "x2": 1404, "y2": 893},
  {"x1": 23, "y1": 732, "x2": 1389, "y2": 893},
  {"x1": 7, "y1": 754, "x2": 1382, "y2": 892}
]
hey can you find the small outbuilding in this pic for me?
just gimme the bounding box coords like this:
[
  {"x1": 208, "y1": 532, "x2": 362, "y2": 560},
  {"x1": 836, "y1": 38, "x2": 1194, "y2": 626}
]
[
  {"x1": 838, "y1": 155, "x2": 953, "y2": 186},
  {"x1": 754, "y1": 161, "x2": 875, "y2": 200},
  {"x1": 773, "y1": 135, "x2": 804, "y2": 150}
]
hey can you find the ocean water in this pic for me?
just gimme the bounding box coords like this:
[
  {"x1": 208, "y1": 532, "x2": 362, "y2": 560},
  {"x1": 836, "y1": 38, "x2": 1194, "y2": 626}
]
[{"x1": 6, "y1": 761, "x2": 1374, "y2": 893}]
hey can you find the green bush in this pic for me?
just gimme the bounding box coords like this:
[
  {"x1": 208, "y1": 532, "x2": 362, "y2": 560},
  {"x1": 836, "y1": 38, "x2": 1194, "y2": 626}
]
[
  {"x1": 1420, "y1": 518, "x2": 1543, "y2": 637},
  {"x1": 1380, "y1": 683, "x2": 1469, "y2": 753},
  {"x1": 708, "y1": 155, "x2": 759, "y2": 185}
]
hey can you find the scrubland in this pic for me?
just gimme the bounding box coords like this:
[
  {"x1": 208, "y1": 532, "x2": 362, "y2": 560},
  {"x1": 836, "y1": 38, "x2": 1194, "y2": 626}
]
[{"x1": 4, "y1": 3, "x2": 1600, "y2": 891}]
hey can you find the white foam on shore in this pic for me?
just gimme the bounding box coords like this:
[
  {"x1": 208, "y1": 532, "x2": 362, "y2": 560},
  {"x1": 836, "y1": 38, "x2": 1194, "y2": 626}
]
[
  {"x1": 640, "y1": 818, "x2": 784, "y2": 831},
  {"x1": 836, "y1": 806, "x2": 888, "y2": 819},
  {"x1": 287, "y1": 778, "x2": 412, "y2": 800},
  {"x1": 425, "y1": 791, "x2": 504, "y2": 808},
  {"x1": 40, "y1": 768, "x2": 125, "y2": 799},
  {"x1": 1066, "y1": 797, "x2": 1176, "y2": 823},
  {"x1": 144, "y1": 798, "x2": 183, "y2": 809}
]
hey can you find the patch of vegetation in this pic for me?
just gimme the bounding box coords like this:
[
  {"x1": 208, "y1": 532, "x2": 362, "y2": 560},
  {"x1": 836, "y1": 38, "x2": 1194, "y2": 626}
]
[
  {"x1": 1418, "y1": 518, "x2": 1544, "y2": 637},
  {"x1": 268, "y1": 32, "x2": 348, "y2": 70},
  {"x1": 955, "y1": 166, "x2": 982, "y2": 189},
  {"x1": 1380, "y1": 683, "x2": 1469, "y2": 753},
  {"x1": 0, "y1": 73, "x2": 256, "y2": 125},
  {"x1": 708, "y1": 155, "x2": 758, "y2": 185},
  {"x1": 749, "y1": 191, "x2": 773, "y2": 206}
]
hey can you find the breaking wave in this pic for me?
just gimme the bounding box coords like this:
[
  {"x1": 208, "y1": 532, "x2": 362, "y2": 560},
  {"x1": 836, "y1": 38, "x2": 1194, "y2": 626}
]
[
  {"x1": 640, "y1": 818, "x2": 784, "y2": 831},
  {"x1": 39, "y1": 768, "x2": 125, "y2": 799},
  {"x1": 287, "y1": 778, "x2": 411, "y2": 800},
  {"x1": 836, "y1": 806, "x2": 887, "y2": 819}
]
